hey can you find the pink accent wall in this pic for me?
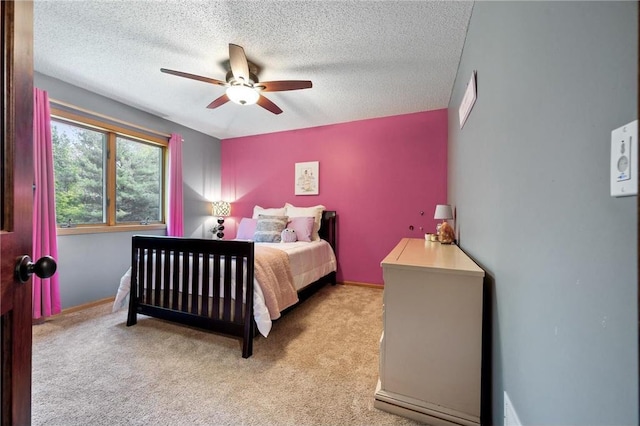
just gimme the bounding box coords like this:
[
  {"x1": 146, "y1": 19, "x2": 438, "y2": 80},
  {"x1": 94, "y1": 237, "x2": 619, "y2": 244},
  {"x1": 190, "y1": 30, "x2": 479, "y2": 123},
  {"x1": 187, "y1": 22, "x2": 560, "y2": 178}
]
[{"x1": 221, "y1": 109, "x2": 448, "y2": 285}]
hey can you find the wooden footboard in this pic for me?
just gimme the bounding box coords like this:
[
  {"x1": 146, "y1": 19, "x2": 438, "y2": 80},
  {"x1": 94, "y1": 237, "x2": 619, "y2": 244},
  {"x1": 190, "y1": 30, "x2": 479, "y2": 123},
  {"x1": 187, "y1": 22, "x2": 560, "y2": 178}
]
[
  {"x1": 126, "y1": 237, "x2": 256, "y2": 358},
  {"x1": 126, "y1": 210, "x2": 337, "y2": 358}
]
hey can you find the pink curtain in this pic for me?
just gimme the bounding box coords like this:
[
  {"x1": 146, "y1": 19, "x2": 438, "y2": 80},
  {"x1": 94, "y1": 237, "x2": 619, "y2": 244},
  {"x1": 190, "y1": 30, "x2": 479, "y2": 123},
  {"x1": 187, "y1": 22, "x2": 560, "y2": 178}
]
[
  {"x1": 167, "y1": 133, "x2": 184, "y2": 236},
  {"x1": 33, "y1": 88, "x2": 61, "y2": 319}
]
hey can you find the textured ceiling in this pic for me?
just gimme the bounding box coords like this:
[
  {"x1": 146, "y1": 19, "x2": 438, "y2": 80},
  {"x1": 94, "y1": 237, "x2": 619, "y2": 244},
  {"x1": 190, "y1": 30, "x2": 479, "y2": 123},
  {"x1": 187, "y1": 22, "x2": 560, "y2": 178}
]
[{"x1": 34, "y1": 0, "x2": 473, "y2": 140}]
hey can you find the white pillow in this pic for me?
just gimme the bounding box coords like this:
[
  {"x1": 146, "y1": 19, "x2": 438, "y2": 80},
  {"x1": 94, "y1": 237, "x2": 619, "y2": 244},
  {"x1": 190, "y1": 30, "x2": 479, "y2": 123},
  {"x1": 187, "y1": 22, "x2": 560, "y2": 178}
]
[
  {"x1": 284, "y1": 203, "x2": 325, "y2": 241},
  {"x1": 252, "y1": 205, "x2": 286, "y2": 219}
]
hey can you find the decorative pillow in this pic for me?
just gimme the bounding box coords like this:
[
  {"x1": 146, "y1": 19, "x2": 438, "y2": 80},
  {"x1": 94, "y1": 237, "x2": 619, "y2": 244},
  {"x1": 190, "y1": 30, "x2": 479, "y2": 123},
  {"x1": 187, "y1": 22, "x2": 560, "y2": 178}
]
[
  {"x1": 252, "y1": 205, "x2": 286, "y2": 219},
  {"x1": 284, "y1": 203, "x2": 325, "y2": 241},
  {"x1": 253, "y1": 215, "x2": 289, "y2": 243},
  {"x1": 286, "y1": 216, "x2": 315, "y2": 242},
  {"x1": 236, "y1": 218, "x2": 257, "y2": 240},
  {"x1": 280, "y1": 228, "x2": 297, "y2": 243}
]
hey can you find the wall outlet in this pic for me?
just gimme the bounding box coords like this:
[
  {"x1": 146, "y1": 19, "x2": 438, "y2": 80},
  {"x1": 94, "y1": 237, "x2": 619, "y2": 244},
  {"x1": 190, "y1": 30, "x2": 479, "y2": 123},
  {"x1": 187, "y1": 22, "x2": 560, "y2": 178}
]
[
  {"x1": 504, "y1": 391, "x2": 523, "y2": 426},
  {"x1": 611, "y1": 120, "x2": 638, "y2": 197}
]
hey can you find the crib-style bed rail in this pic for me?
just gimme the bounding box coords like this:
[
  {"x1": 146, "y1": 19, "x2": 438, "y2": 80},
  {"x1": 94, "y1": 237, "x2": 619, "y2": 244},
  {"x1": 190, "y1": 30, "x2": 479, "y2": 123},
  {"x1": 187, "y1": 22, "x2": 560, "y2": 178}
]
[
  {"x1": 127, "y1": 237, "x2": 256, "y2": 358},
  {"x1": 126, "y1": 211, "x2": 337, "y2": 358}
]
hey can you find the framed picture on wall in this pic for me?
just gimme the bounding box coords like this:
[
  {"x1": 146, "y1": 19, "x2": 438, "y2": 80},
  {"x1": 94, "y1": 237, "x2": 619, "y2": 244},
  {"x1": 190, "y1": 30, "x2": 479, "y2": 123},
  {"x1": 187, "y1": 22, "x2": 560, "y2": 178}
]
[{"x1": 295, "y1": 161, "x2": 319, "y2": 195}]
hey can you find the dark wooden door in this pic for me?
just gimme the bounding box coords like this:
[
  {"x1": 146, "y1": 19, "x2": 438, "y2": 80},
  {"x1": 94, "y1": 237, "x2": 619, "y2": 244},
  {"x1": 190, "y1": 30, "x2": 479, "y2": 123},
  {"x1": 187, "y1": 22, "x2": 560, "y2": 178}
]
[{"x1": 1, "y1": 1, "x2": 34, "y2": 425}]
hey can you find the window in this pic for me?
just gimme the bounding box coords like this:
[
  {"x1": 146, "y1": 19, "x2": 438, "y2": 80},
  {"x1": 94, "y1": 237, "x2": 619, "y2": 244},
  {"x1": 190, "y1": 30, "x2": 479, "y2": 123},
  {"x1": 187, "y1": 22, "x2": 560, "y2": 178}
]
[
  {"x1": 52, "y1": 120, "x2": 106, "y2": 224},
  {"x1": 115, "y1": 136, "x2": 163, "y2": 223},
  {"x1": 51, "y1": 108, "x2": 167, "y2": 234}
]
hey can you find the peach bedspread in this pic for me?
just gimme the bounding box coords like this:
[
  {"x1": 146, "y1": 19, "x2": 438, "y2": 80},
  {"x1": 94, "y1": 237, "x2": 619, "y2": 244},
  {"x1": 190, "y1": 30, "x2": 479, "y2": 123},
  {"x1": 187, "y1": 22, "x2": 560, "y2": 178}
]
[{"x1": 253, "y1": 245, "x2": 298, "y2": 320}]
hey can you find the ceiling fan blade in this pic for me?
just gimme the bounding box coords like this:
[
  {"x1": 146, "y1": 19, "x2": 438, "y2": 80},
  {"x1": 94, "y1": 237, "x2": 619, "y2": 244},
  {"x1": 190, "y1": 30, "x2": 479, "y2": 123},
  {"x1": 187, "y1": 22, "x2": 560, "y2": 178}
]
[
  {"x1": 229, "y1": 44, "x2": 250, "y2": 82},
  {"x1": 160, "y1": 68, "x2": 227, "y2": 86},
  {"x1": 206, "y1": 94, "x2": 230, "y2": 109},
  {"x1": 257, "y1": 95, "x2": 283, "y2": 115},
  {"x1": 257, "y1": 80, "x2": 313, "y2": 92}
]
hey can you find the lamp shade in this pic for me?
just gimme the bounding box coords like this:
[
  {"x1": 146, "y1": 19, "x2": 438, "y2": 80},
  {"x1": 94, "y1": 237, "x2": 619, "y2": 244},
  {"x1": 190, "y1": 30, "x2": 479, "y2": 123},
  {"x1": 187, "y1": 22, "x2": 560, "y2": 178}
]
[
  {"x1": 226, "y1": 85, "x2": 259, "y2": 105},
  {"x1": 434, "y1": 204, "x2": 453, "y2": 220},
  {"x1": 212, "y1": 201, "x2": 231, "y2": 217}
]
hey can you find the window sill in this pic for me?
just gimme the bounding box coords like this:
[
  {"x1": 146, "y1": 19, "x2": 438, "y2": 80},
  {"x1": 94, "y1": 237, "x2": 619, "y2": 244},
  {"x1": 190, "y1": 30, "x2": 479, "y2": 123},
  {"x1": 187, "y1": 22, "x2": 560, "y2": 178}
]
[{"x1": 57, "y1": 224, "x2": 166, "y2": 236}]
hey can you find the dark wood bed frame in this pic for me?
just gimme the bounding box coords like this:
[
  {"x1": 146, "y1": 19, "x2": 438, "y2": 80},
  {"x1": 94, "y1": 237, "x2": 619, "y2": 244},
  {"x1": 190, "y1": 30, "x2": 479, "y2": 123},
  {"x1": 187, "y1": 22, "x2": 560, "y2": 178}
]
[{"x1": 126, "y1": 211, "x2": 337, "y2": 358}]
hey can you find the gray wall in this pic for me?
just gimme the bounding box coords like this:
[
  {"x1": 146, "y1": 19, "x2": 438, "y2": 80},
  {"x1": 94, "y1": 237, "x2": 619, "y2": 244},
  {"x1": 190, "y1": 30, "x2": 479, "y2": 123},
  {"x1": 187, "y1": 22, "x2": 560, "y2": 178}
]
[
  {"x1": 34, "y1": 72, "x2": 221, "y2": 309},
  {"x1": 448, "y1": 2, "x2": 637, "y2": 424}
]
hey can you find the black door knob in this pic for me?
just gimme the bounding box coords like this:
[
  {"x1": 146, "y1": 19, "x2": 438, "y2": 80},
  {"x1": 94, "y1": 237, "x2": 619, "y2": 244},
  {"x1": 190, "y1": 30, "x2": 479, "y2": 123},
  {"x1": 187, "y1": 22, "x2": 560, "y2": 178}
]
[{"x1": 15, "y1": 255, "x2": 57, "y2": 283}]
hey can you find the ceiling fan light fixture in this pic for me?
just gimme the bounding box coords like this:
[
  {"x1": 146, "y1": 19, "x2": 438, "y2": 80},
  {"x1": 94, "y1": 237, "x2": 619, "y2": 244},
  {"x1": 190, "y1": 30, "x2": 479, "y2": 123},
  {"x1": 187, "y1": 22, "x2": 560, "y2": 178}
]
[
  {"x1": 162, "y1": 44, "x2": 311, "y2": 114},
  {"x1": 226, "y1": 84, "x2": 259, "y2": 105}
]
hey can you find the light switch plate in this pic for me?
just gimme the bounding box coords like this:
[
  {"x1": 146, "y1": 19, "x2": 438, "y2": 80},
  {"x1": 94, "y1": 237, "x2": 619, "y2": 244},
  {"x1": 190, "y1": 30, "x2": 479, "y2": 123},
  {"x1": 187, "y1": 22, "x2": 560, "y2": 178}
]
[{"x1": 611, "y1": 120, "x2": 638, "y2": 197}]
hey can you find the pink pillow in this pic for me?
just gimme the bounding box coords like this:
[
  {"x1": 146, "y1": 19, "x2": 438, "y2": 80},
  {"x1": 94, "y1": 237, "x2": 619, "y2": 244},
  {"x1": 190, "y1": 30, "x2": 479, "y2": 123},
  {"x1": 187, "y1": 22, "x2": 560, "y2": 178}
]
[
  {"x1": 284, "y1": 203, "x2": 325, "y2": 241},
  {"x1": 236, "y1": 218, "x2": 257, "y2": 240},
  {"x1": 286, "y1": 216, "x2": 315, "y2": 242}
]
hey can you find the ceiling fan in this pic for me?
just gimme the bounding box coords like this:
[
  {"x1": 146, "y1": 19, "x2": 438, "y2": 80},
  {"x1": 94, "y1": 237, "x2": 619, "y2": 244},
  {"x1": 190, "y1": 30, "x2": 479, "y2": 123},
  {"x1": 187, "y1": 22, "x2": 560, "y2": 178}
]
[{"x1": 161, "y1": 43, "x2": 312, "y2": 115}]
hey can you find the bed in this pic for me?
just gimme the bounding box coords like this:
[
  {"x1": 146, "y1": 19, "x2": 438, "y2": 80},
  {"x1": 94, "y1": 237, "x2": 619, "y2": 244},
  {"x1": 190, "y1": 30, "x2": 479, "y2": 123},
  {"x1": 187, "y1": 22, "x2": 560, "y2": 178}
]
[{"x1": 116, "y1": 210, "x2": 337, "y2": 358}]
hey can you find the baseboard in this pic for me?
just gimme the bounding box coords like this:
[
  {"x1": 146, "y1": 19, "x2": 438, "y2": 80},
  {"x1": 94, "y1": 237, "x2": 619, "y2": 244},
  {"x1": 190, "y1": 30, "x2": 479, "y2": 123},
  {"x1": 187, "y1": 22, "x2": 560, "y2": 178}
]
[
  {"x1": 374, "y1": 381, "x2": 480, "y2": 426},
  {"x1": 59, "y1": 297, "x2": 114, "y2": 316},
  {"x1": 341, "y1": 280, "x2": 384, "y2": 289}
]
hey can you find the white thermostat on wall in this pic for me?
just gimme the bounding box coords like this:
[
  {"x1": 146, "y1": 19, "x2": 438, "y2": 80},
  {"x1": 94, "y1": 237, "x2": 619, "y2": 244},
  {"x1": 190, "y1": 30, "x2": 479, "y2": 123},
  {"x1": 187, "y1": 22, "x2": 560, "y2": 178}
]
[{"x1": 611, "y1": 119, "x2": 638, "y2": 197}]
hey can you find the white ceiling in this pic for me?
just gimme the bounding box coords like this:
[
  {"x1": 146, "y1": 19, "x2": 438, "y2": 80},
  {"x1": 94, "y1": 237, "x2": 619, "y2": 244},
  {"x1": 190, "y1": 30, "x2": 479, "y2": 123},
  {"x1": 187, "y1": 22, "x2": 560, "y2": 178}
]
[{"x1": 34, "y1": 0, "x2": 473, "y2": 140}]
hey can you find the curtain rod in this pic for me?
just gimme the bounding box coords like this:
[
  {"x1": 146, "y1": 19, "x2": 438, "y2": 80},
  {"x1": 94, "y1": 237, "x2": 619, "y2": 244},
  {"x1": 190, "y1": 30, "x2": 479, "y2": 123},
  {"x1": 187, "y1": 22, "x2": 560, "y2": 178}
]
[{"x1": 49, "y1": 98, "x2": 172, "y2": 138}]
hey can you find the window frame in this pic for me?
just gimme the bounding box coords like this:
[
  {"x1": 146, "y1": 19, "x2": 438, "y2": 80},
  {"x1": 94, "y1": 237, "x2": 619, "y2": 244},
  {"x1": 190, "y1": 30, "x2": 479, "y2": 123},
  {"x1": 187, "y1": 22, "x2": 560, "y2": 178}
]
[{"x1": 51, "y1": 108, "x2": 168, "y2": 235}]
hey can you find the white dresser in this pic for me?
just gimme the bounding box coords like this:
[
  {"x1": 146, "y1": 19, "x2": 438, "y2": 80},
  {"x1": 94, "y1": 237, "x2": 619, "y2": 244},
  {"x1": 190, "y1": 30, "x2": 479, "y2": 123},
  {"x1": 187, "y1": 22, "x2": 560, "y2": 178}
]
[{"x1": 374, "y1": 238, "x2": 485, "y2": 426}]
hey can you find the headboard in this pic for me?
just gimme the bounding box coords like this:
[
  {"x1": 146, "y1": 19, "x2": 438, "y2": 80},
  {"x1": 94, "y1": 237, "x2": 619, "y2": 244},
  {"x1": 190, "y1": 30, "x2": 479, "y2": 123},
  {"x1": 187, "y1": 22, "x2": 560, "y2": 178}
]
[{"x1": 319, "y1": 211, "x2": 336, "y2": 253}]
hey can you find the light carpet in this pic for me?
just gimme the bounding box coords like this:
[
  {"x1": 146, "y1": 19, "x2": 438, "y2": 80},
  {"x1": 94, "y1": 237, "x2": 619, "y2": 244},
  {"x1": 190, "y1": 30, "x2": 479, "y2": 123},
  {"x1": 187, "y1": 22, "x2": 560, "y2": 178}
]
[{"x1": 32, "y1": 284, "x2": 421, "y2": 425}]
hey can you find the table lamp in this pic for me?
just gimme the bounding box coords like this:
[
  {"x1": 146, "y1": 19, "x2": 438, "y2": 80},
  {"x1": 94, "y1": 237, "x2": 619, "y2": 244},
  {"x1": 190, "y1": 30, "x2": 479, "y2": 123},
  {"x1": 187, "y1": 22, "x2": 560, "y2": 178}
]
[
  {"x1": 433, "y1": 204, "x2": 453, "y2": 235},
  {"x1": 212, "y1": 201, "x2": 231, "y2": 239}
]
